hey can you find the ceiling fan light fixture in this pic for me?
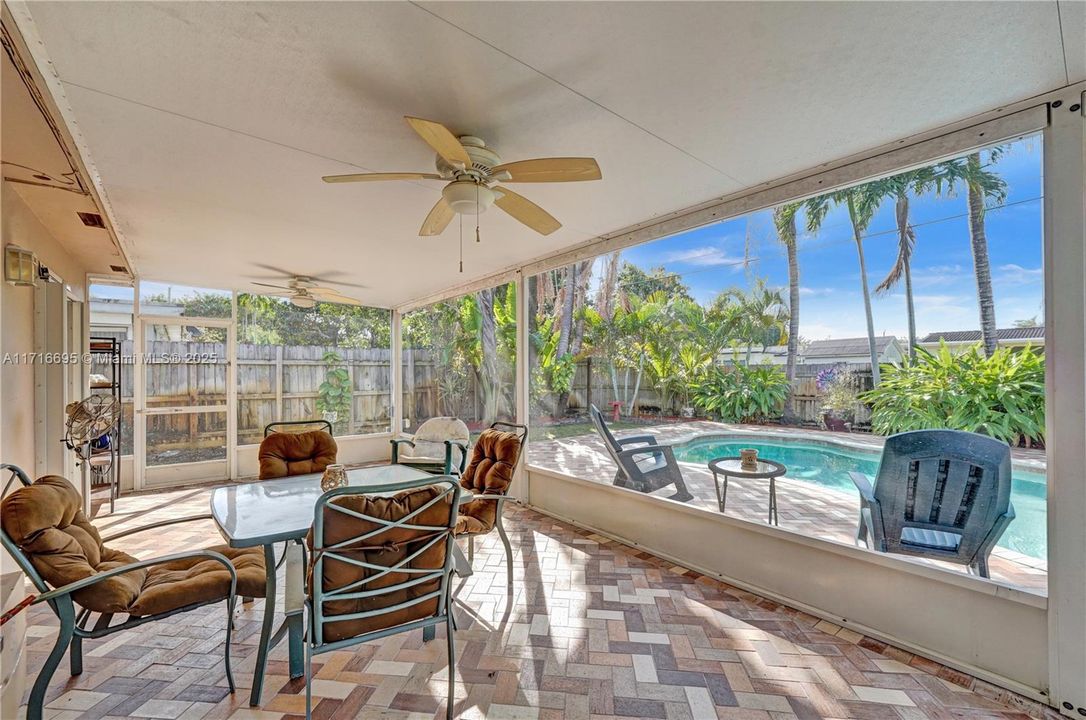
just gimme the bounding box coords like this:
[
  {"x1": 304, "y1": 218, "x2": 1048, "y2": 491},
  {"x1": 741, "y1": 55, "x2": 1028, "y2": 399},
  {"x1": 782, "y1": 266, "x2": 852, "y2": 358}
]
[
  {"x1": 442, "y1": 180, "x2": 494, "y2": 215},
  {"x1": 291, "y1": 294, "x2": 317, "y2": 309}
]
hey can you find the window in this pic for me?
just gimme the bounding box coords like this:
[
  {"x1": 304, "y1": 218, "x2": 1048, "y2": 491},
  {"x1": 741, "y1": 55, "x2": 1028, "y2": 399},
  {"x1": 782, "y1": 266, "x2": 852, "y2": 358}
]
[
  {"x1": 401, "y1": 282, "x2": 517, "y2": 435},
  {"x1": 138, "y1": 281, "x2": 231, "y2": 318},
  {"x1": 527, "y1": 135, "x2": 1045, "y2": 591},
  {"x1": 236, "y1": 295, "x2": 391, "y2": 445}
]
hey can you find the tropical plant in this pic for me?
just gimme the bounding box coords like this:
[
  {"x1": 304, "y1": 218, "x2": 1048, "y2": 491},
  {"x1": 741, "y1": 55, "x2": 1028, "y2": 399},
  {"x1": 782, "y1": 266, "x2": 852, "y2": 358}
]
[
  {"x1": 773, "y1": 203, "x2": 801, "y2": 418},
  {"x1": 316, "y1": 350, "x2": 351, "y2": 432},
  {"x1": 862, "y1": 342, "x2": 1044, "y2": 446},
  {"x1": 933, "y1": 148, "x2": 1008, "y2": 356},
  {"x1": 805, "y1": 186, "x2": 883, "y2": 385},
  {"x1": 692, "y1": 364, "x2": 790, "y2": 424},
  {"x1": 723, "y1": 278, "x2": 789, "y2": 365}
]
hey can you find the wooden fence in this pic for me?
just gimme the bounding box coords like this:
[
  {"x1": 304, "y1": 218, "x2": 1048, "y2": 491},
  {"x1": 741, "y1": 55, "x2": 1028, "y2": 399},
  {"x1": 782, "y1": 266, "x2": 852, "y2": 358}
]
[
  {"x1": 93, "y1": 341, "x2": 872, "y2": 458},
  {"x1": 93, "y1": 342, "x2": 507, "y2": 454}
]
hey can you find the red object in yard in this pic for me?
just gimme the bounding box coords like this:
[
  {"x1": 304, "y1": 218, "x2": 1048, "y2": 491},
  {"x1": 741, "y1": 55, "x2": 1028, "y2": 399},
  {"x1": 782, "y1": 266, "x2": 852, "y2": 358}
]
[{"x1": 609, "y1": 401, "x2": 622, "y2": 422}]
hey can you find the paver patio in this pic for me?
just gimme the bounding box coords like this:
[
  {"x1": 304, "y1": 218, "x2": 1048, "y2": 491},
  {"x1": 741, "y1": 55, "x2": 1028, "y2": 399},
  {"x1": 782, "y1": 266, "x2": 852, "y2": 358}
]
[
  {"x1": 526, "y1": 422, "x2": 1047, "y2": 593},
  {"x1": 18, "y1": 483, "x2": 1052, "y2": 720}
]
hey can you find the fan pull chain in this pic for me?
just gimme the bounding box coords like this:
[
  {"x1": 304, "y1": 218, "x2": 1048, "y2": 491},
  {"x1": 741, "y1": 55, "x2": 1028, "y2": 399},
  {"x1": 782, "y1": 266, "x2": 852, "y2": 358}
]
[
  {"x1": 476, "y1": 183, "x2": 481, "y2": 243},
  {"x1": 459, "y1": 214, "x2": 464, "y2": 273}
]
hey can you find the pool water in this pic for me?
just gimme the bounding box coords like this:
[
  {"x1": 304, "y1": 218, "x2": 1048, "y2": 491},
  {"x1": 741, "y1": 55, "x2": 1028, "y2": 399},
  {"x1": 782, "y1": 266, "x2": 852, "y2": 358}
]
[{"x1": 674, "y1": 438, "x2": 1047, "y2": 560}]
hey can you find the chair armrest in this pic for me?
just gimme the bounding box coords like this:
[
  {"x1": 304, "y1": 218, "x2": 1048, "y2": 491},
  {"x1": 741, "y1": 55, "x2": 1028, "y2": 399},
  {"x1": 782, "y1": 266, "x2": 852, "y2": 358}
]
[
  {"x1": 617, "y1": 444, "x2": 674, "y2": 462},
  {"x1": 848, "y1": 471, "x2": 877, "y2": 503},
  {"x1": 390, "y1": 437, "x2": 415, "y2": 464},
  {"x1": 33, "y1": 549, "x2": 238, "y2": 604},
  {"x1": 616, "y1": 435, "x2": 657, "y2": 447},
  {"x1": 101, "y1": 514, "x2": 214, "y2": 543},
  {"x1": 445, "y1": 440, "x2": 469, "y2": 474}
]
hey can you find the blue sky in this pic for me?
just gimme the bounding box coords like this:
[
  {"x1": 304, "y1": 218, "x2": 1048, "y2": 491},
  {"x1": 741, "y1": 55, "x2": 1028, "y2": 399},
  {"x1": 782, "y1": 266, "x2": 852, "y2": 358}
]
[{"x1": 609, "y1": 135, "x2": 1044, "y2": 341}]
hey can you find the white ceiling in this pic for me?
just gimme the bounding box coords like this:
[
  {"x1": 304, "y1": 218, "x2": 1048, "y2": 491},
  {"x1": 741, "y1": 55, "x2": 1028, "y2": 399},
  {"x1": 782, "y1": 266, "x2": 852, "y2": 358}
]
[{"x1": 17, "y1": 1, "x2": 1082, "y2": 307}]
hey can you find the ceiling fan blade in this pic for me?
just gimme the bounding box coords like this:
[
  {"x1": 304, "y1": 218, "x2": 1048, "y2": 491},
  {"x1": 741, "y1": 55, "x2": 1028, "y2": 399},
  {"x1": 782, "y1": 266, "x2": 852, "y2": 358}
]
[
  {"x1": 251, "y1": 281, "x2": 292, "y2": 290},
  {"x1": 420, "y1": 197, "x2": 455, "y2": 236},
  {"x1": 314, "y1": 291, "x2": 364, "y2": 306},
  {"x1": 494, "y1": 188, "x2": 561, "y2": 236},
  {"x1": 491, "y1": 157, "x2": 602, "y2": 183},
  {"x1": 404, "y1": 116, "x2": 471, "y2": 167},
  {"x1": 251, "y1": 263, "x2": 298, "y2": 277},
  {"x1": 322, "y1": 172, "x2": 442, "y2": 184}
]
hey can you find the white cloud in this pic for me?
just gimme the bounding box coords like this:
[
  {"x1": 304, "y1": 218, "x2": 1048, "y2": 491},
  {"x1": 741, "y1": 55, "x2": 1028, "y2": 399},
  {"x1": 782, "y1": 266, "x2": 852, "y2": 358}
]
[
  {"x1": 798, "y1": 286, "x2": 834, "y2": 297},
  {"x1": 995, "y1": 264, "x2": 1043, "y2": 286},
  {"x1": 663, "y1": 246, "x2": 749, "y2": 269}
]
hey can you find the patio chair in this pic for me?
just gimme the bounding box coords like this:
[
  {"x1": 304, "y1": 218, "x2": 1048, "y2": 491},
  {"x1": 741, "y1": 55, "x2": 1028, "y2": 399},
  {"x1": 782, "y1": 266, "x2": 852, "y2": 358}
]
[
  {"x1": 847, "y1": 430, "x2": 1015, "y2": 578},
  {"x1": 304, "y1": 475, "x2": 461, "y2": 719},
  {"x1": 0, "y1": 465, "x2": 266, "y2": 720},
  {"x1": 455, "y1": 421, "x2": 527, "y2": 591},
  {"x1": 589, "y1": 404, "x2": 692, "y2": 501},
  {"x1": 391, "y1": 416, "x2": 470, "y2": 475},
  {"x1": 259, "y1": 420, "x2": 338, "y2": 480}
]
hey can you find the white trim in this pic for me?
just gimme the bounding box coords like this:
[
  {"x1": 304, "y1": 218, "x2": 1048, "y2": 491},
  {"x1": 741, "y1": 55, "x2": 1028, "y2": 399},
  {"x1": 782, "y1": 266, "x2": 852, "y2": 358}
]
[
  {"x1": 396, "y1": 268, "x2": 518, "y2": 314},
  {"x1": 391, "y1": 309, "x2": 404, "y2": 434},
  {"x1": 1044, "y1": 89, "x2": 1086, "y2": 717}
]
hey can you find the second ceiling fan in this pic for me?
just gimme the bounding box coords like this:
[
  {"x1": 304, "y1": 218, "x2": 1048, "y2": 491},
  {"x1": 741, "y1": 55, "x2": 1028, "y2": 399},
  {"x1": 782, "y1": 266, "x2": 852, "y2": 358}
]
[{"x1": 323, "y1": 116, "x2": 602, "y2": 237}]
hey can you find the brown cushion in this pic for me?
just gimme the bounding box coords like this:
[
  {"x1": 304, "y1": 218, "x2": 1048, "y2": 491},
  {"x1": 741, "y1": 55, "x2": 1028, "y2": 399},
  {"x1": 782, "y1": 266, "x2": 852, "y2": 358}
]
[
  {"x1": 131, "y1": 544, "x2": 266, "y2": 616},
  {"x1": 1, "y1": 475, "x2": 266, "y2": 616},
  {"x1": 307, "y1": 485, "x2": 454, "y2": 643},
  {"x1": 455, "y1": 429, "x2": 520, "y2": 535},
  {"x1": 259, "y1": 430, "x2": 338, "y2": 480}
]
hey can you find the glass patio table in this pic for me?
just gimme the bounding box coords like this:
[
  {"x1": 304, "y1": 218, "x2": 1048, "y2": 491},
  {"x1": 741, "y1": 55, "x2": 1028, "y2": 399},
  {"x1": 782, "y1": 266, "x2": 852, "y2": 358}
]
[
  {"x1": 707, "y1": 456, "x2": 786, "y2": 526},
  {"x1": 210, "y1": 464, "x2": 473, "y2": 706}
]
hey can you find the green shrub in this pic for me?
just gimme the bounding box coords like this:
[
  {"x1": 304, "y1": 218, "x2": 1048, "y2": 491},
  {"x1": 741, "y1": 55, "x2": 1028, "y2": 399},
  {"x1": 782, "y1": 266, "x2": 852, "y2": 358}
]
[
  {"x1": 693, "y1": 364, "x2": 790, "y2": 423},
  {"x1": 317, "y1": 351, "x2": 351, "y2": 433},
  {"x1": 863, "y1": 343, "x2": 1044, "y2": 445}
]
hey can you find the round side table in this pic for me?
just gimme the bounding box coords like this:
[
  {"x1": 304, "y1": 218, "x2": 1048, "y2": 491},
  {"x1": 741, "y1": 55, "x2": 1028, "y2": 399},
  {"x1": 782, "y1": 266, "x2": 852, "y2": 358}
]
[{"x1": 707, "y1": 456, "x2": 787, "y2": 526}]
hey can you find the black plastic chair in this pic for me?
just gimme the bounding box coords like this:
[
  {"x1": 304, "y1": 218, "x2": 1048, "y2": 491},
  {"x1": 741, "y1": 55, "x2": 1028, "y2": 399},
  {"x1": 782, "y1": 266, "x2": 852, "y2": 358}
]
[{"x1": 848, "y1": 430, "x2": 1015, "y2": 577}]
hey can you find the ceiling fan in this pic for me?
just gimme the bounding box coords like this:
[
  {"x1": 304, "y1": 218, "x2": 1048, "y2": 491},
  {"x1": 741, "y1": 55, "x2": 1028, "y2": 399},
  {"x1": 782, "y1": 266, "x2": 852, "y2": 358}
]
[
  {"x1": 322, "y1": 116, "x2": 602, "y2": 238},
  {"x1": 250, "y1": 276, "x2": 364, "y2": 308}
]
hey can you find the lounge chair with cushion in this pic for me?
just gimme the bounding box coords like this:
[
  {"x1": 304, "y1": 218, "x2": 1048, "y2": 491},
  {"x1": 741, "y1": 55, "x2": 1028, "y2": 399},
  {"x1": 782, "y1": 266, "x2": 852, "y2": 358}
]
[
  {"x1": 0, "y1": 465, "x2": 266, "y2": 720},
  {"x1": 848, "y1": 429, "x2": 1015, "y2": 578},
  {"x1": 391, "y1": 416, "x2": 470, "y2": 475},
  {"x1": 304, "y1": 476, "x2": 460, "y2": 719},
  {"x1": 589, "y1": 404, "x2": 692, "y2": 501},
  {"x1": 455, "y1": 421, "x2": 526, "y2": 591},
  {"x1": 259, "y1": 420, "x2": 338, "y2": 480}
]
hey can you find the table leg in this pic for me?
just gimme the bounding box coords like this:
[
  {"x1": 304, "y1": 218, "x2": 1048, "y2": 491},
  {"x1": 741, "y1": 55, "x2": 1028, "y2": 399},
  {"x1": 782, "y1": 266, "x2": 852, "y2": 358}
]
[
  {"x1": 769, "y1": 476, "x2": 778, "y2": 526},
  {"x1": 250, "y1": 544, "x2": 277, "y2": 706},
  {"x1": 720, "y1": 474, "x2": 729, "y2": 512},
  {"x1": 284, "y1": 541, "x2": 305, "y2": 678}
]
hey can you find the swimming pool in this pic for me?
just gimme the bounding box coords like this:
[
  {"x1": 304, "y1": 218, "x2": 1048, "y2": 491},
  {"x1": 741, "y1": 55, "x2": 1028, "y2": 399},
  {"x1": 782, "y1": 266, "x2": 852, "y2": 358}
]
[{"x1": 673, "y1": 436, "x2": 1047, "y2": 560}]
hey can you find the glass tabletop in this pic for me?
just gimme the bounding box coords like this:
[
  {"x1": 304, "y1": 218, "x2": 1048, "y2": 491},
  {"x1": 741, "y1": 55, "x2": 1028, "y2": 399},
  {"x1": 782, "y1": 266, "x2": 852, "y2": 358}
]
[
  {"x1": 708, "y1": 456, "x2": 786, "y2": 478},
  {"x1": 211, "y1": 465, "x2": 458, "y2": 547}
]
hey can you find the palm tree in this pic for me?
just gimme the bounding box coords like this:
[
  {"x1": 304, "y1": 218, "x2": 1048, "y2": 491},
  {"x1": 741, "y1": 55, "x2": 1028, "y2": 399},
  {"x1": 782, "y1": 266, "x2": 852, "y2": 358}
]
[
  {"x1": 724, "y1": 279, "x2": 788, "y2": 365},
  {"x1": 805, "y1": 186, "x2": 883, "y2": 385},
  {"x1": 869, "y1": 169, "x2": 936, "y2": 362},
  {"x1": 773, "y1": 203, "x2": 801, "y2": 416},
  {"x1": 934, "y1": 148, "x2": 1008, "y2": 356}
]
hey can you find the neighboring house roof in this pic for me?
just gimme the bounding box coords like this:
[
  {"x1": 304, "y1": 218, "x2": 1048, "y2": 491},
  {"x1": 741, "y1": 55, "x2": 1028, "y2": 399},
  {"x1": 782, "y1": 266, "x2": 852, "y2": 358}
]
[
  {"x1": 919, "y1": 326, "x2": 1045, "y2": 343},
  {"x1": 805, "y1": 336, "x2": 900, "y2": 359}
]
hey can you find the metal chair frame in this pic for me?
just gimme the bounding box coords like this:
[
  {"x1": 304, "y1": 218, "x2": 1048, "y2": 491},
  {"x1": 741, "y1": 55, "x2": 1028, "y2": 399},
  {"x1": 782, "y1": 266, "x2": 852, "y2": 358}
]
[
  {"x1": 1, "y1": 465, "x2": 239, "y2": 720},
  {"x1": 305, "y1": 476, "x2": 461, "y2": 719},
  {"x1": 391, "y1": 419, "x2": 470, "y2": 476},
  {"x1": 461, "y1": 421, "x2": 527, "y2": 592},
  {"x1": 264, "y1": 419, "x2": 334, "y2": 437}
]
